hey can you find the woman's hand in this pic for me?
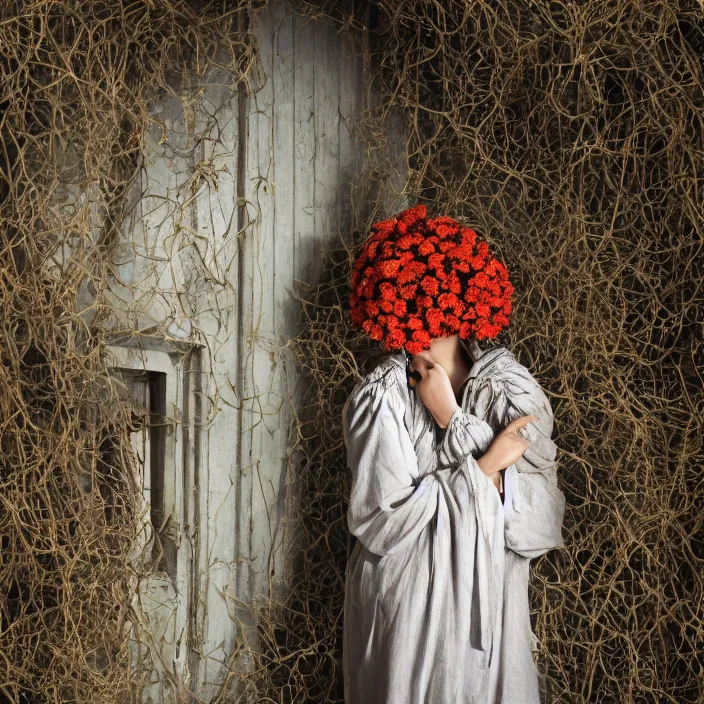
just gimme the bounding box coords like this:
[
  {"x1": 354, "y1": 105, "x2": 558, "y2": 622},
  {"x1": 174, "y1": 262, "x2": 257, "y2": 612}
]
[
  {"x1": 476, "y1": 414, "x2": 539, "y2": 477},
  {"x1": 408, "y1": 351, "x2": 459, "y2": 428}
]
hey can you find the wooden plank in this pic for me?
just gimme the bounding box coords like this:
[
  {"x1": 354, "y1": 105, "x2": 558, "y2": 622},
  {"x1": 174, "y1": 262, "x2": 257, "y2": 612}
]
[
  {"x1": 238, "y1": 0, "x2": 275, "y2": 646},
  {"x1": 138, "y1": 94, "x2": 193, "y2": 330},
  {"x1": 191, "y1": 65, "x2": 241, "y2": 691},
  {"x1": 338, "y1": 0, "x2": 364, "y2": 235},
  {"x1": 293, "y1": 8, "x2": 317, "y2": 288},
  {"x1": 313, "y1": 14, "x2": 341, "y2": 273},
  {"x1": 240, "y1": 0, "x2": 374, "y2": 616},
  {"x1": 269, "y1": 0, "x2": 297, "y2": 597},
  {"x1": 247, "y1": 0, "x2": 290, "y2": 607}
]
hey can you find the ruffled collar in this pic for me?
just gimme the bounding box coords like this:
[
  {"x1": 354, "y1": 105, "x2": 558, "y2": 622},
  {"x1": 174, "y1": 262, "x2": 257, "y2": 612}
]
[{"x1": 458, "y1": 337, "x2": 512, "y2": 384}]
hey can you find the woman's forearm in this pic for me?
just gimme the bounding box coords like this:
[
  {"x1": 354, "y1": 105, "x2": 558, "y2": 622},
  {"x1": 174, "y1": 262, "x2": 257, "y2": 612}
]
[
  {"x1": 478, "y1": 454, "x2": 504, "y2": 497},
  {"x1": 476, "y1": 453, "x2": 499, "y2": 477}
]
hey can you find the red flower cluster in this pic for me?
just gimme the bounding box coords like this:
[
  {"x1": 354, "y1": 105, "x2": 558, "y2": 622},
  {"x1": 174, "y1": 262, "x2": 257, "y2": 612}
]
[{"x1": 349, "y1": 204, "x2": 513, "y2": 354}]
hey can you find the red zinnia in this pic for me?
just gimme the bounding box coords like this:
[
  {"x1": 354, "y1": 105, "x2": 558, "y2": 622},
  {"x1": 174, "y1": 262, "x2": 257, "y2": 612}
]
[{"x1": 349, "y1": 203, "x2": 512, "y2": 353}]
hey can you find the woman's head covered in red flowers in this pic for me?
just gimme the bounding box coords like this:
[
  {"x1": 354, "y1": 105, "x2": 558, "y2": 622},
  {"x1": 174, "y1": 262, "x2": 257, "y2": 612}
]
[{"x1": 349, "y1": 203, "x2": 513, "y2": 355}]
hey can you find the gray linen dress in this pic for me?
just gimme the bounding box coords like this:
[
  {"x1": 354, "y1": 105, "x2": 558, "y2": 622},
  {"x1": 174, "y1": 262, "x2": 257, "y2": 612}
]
[{"x1": 342, "y1": 340, "x2": 566, "y2": 703}]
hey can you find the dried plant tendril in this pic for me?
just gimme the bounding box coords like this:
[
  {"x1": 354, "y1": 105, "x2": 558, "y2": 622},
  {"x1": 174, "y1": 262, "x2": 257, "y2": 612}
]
[{"x1": 1, "y1": 0, "x2": 702, "y2": 703}]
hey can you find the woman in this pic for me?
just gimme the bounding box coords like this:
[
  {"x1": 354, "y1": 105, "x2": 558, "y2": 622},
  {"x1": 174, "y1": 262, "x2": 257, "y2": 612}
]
[{"x1": 342, "y1": 205, "x2": 566, "y2": 703}]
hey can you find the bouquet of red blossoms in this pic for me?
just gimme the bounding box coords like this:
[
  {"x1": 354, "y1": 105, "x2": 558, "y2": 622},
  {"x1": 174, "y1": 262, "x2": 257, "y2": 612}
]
[{"x1": 349, "y1": 203, "x2": 513, "y2": 354}]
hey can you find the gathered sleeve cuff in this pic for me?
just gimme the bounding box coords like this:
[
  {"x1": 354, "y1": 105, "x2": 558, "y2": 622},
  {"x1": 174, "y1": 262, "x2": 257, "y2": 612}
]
[{"x1": 437, "y1": 406, "x2": 495, "y2": 471}]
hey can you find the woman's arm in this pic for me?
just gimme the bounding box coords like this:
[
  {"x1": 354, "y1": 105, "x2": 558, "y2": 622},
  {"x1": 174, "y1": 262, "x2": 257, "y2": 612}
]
[
  {"x1": 342, "y1": 366, "x2": 495, "y2": 557},
  {"x1": 439, "y1": 406, "x2": 534, "y2": 489},
  {"x1": 471, "y1": 361, "x2": 567, "y2": 558},
  {"x1": 408, "y1": 351, "x2": 531, "y2": 500}
]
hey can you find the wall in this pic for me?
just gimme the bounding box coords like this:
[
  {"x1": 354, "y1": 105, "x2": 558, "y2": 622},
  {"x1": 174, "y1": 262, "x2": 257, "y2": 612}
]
[{"x1": 103, "y1": 0, "x2": 408, "y2": 699}]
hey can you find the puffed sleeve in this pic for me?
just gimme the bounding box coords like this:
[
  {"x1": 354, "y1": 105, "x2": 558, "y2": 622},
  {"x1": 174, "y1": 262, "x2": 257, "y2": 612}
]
[
  {"x1": 437, "y1": 406, "x2": 495, "y2": 470},
  {"x1": 342, "y1": 364, "x2": 495, "y2": 557},
  {"x1": 471, "y1": 360, "x2": 567, "y2": 559}
]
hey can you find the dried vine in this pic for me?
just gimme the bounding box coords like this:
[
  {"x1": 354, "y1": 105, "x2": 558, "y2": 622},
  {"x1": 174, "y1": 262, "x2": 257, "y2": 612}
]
[{"x1": 0, "y1": 1, "x2": 702, "y2": 703}]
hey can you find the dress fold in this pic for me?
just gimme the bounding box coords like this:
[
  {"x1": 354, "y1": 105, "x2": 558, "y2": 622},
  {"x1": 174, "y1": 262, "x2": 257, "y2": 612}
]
[{"x1": 342, "y1": 345, "x2": 566, "y2": 704}]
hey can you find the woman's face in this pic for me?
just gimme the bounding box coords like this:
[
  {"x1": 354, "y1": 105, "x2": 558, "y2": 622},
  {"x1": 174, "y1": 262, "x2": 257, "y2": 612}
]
[{"x1": 407, "y1": 334, "x2": 461, "y2": 382}]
